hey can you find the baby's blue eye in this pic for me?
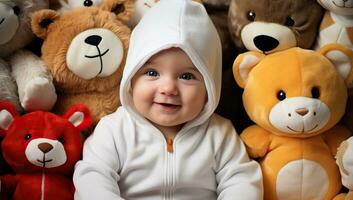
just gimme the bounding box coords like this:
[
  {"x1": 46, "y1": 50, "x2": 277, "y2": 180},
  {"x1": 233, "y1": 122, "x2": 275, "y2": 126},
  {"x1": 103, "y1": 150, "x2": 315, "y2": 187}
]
[
  {"x1": 145, "y1": 69, "x2": 159, "y2": 77},
  {"x1": 180, "y1": 73, "x2": 195, "y2": 80}
]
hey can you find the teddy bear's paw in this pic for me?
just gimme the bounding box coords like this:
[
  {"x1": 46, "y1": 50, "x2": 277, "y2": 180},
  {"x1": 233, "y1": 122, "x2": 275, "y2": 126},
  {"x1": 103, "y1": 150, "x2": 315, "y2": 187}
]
[{"x1": 21, "y1": 77, "x2": 57, "y2": 111}]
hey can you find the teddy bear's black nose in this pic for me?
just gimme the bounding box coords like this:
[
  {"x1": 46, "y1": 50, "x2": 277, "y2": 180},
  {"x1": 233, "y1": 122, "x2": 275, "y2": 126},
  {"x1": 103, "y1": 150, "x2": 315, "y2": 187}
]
[
  {"x1": 253, "y1": 35, "x2": 279, "y2": 52},
  {"x1": 85, "y1": 35, "x2": 102, "y2": 46},
  {"x1": 38, "y1": 142, "x2": 53, "y2": 153}
]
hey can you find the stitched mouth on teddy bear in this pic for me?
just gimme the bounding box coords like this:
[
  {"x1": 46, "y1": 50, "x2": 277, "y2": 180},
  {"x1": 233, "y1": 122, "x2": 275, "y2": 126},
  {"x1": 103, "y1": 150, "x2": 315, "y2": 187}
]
[
  {"x1": 84, "y1": 47, "x2": 110, "y2": 75},
  {"x1": 286, "y1": 124, "x2": 319, "y2": 133},
  {"x1": 332, "y1": 0, "x2": 353, "y2": 8},
  {"x1": 37, "y1": 155, "x2": 53, "y2": 168},
  {"x1": 144, "y1": 0, "x2": 160, "y2": 8}
]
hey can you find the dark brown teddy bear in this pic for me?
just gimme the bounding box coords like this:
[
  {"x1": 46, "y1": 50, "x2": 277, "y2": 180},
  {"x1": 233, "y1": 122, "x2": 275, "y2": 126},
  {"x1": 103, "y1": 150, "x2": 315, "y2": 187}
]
[{"x1": 228, "y1": 0, "x2": 324, "y2": 54}]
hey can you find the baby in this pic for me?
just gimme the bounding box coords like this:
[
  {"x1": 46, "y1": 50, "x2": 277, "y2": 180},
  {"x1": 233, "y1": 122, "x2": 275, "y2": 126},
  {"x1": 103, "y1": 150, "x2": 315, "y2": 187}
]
[{"x1": 73, "y1": 0, "x2": 263, "y2": 199}]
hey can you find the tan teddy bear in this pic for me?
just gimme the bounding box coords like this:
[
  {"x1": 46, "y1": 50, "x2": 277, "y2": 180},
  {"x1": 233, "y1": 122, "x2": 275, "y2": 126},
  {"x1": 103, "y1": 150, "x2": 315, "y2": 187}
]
[
  {"x1": 233, "y1": 44, "x2": 353, "y2": 200},
  {"x1": 31, "y1": 0, "x2": 132, "y2": 126}
]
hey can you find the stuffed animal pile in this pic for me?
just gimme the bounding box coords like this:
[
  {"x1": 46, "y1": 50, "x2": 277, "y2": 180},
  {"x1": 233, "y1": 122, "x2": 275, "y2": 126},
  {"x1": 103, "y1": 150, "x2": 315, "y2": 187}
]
[
  {"x1": 0, "y1": 0, "x2": 352, "y2": 199},
  {"x1": 233, "y1": 44, "x2": 353, "y2": 199},
  {"x1": 30, "y1": 0, "x2": 132, "y2": 126},
  {"x1": 0, "y1": 101, "x2": 92, "y2": 200}
]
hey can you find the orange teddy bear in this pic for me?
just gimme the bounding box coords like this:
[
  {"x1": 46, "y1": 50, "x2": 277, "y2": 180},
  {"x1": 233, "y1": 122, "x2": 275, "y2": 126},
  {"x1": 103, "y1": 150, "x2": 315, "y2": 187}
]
[{"x1": 233, "y1": 44, "x2": 353, "y2": 200}]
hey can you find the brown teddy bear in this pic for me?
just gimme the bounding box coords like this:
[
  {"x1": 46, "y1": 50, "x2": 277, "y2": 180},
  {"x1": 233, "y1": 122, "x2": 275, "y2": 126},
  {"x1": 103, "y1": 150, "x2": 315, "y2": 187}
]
[
  {"x1": 31, "y1": 0, "x2": 132, "y2": 126},
  {"x1": 228, "y1": 0, "x2": 324, "y2": 54},
  {"x1": 233, "y1": 44, "x2": 353, "y2": 200}
]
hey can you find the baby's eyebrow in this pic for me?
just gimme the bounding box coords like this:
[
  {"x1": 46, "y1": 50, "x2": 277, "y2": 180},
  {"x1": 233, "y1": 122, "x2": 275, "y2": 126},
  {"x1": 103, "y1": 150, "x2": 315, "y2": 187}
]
[{"x1": 184, "y1": 67, "x2": 200, "y2": 73}]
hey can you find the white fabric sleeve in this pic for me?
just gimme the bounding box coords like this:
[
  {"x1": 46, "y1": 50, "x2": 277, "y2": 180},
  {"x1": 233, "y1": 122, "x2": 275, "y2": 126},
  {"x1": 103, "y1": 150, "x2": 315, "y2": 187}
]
[
  {"x1": 73, "y1": 118, "x2": 124, "y2": 200},
  {"x1": 214, "y1": 120, "x2": 263, "y2": 200}
]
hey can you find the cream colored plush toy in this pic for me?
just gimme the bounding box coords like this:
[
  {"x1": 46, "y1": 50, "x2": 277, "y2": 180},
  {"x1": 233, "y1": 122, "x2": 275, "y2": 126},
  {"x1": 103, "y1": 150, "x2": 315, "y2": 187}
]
[
  {"x1": 57, "y1": 0, "x2": 158, "y2": 28},
  {"x1": 337, "y1": 136, "x2": 353, "y2": 200},
  {"x1": 0, "y1": 0, "x2": 57, "y2": 112},
  {"x1": 315, "y1": 0, "x2": 353, "y2": 50}
]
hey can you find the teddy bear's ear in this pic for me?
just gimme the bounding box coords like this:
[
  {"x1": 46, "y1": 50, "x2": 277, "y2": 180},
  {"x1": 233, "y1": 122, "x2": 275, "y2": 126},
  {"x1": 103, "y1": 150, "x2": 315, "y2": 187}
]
[
  {"x1": 232, "y1": 51, "x2": 265, "y2": 88},
  {"x1": 0, "y1": 101, "x2": 19, "y2": 131},
  {"x1": 63, "y1": 104, "x2": 92, "y2": 132},
  {"x1": 31, "y1": 9, "x2": 60, "y2": 39},
  {"x1": 318, "y1": 44, "x2": 353, "y2": 86},
  {"x1": 100, "y1": 0, "x2": 134, "y2": 24}
]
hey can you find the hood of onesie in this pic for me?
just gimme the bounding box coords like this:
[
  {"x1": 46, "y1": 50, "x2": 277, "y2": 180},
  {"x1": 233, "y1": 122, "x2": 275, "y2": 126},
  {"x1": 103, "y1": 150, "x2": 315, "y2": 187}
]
[{"x1": 120, "y1": 0, "x2": 222, "y2": 130}]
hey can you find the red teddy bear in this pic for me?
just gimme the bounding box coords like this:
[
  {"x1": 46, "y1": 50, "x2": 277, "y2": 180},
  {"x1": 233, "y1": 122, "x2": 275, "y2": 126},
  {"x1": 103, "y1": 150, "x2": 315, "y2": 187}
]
[{"x1": 0, "y1": 101, "x2": 92, "y2": 200}]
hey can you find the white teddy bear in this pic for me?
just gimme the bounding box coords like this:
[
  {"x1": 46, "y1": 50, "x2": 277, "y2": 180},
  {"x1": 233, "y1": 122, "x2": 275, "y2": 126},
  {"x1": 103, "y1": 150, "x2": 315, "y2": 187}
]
[
  {"x1": 315, "y1": 0, "x2": 353, "y2": 50},
  {"x1": 336, "y1": 137, "x2": 353, "y2": 199},
  {"x1": 58, "y1": 0, "x2": 160, "y2": 28},
  {"x1": 0, "y1": 0, "x2": 57, "y2": 111}
]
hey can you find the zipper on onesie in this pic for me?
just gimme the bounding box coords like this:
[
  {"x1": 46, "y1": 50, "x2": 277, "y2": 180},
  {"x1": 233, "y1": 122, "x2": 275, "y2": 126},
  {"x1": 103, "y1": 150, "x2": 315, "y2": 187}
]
[
  {"x1": 167, "y1": 138, "x2": 174, "y2": 153},
  {"x1": 164, "y1": 138, "x2": 175, "y2": 199}
]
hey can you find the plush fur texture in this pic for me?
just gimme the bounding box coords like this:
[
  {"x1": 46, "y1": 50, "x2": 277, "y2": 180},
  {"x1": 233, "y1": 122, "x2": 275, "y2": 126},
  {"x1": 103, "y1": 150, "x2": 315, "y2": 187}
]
[
  {"x1": 31, "y1": 0, "x2": 131, "y2": 126},
  {"x1": 0, "y1": 101, "x2": 92, "y2": 200},
  {"x1": 315, "y1": 0, "x2": 353, "y2": 50},
  {"x1": 233, "y1": 45, "x2": 353, "y2": 200},
  {"x1": 218, "y1": 0, "x2": 325, "y2": 133},
  {"x1": 315, "y1": 0, "x2": 353, "y2": 138},
  {"x1": 0, "y1": 0, "x2": 57, "y2": 112},
  {"x1": 228, "y1": 0, "x2": 324, "y2": 54},
  {"x1": 336, "y1": 136, "x2": 353, "y2": 199}
]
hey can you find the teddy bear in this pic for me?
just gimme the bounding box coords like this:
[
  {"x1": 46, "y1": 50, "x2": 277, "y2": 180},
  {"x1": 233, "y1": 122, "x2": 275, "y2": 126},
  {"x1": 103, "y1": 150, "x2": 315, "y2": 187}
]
[
  {"x1": 228, "y1": 0, "x2": 324, "y2": 54},
  {"x1": 0, "y1": 100, "x2": 92, "y2": 200},
  {"x1": 30, "y1": 0, "x2": 132, "y2": 126},
  {"x1": 0, "y1": 0, "x2": 57, "y2": 112},
  {"x1": 336, "y1": 136, "x2": 353, "y2": 199},
  {"x1": 58, "y1": 0, "x2": 103, "y2": 11},
  {"x1": 232, "y1": 44, "x2": 353, "y2": 200},
  {"x1": 315, "y1": 0, "x2": 353, "y2": 50},
  {"x1": 55, "y1": 0, "x2": 146, "y2": 28}
]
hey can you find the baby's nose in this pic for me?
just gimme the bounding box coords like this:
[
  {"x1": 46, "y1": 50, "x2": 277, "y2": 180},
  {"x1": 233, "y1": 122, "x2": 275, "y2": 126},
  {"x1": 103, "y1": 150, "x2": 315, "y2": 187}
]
[{"x1": 160, "y1": 79, "x2": 178, "y2": 95}]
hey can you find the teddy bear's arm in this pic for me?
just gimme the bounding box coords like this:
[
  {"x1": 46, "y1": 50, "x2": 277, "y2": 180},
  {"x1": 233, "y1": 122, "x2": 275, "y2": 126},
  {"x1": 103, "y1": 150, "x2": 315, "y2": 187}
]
[
  {"x1": 322, "y1": 125, "x2": 352, "y2": 156},
  {"x1": 0, "y1": 59, "x2": 21, "y2": 111},
  {"x1": 10, "y1": 50, "x2": 57, "y2": 111},
  {"x1": 0, "y1": 174, "x2": 18, "y2": 198},
  {"x1": 240, "y1": 125, "x2": 271, "y2": 158}
]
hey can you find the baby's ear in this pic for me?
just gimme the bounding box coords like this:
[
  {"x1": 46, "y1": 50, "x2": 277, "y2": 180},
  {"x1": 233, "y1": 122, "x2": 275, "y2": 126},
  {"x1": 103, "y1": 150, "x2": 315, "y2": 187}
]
[
  {"x1": 232, "y1": 52, "x2": 265, "y2": 88},
  {"x1": 101, "y1": 0, "x2": 134, "y2": 24},
  {"x1": 318, "y1": 44, "x2": 353, "y2": 86},
  {"x1": 31, "y1": 9, "x2": 60, "y2": 39},
  {"x1": 63, "y1": 104, "x2": 92, "y2": 132}
]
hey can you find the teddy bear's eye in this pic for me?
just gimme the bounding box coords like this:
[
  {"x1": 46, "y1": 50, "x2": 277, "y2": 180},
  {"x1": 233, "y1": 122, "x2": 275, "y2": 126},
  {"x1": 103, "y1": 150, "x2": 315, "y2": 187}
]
[
  {"x1": 311, "y1": 87, "x2": 320, "y2": 99},
  {"x1": 277, "y1": 90, "x2": 286, "y2": 101},
  {"x1": 246, "y1": 10, "x2": 256, "y2": 22},
  {"x1": 24, "y1": 134, "x2": 31, "y2": 140},
  {"x1": 58, "y1": 136, "x2": 65, "y2": 144},
  {"x1": 83, "y1": 0, "x2": 93, "y2": 7},
  {"x1": 284, "y1": 16, "x2": 295, "y2": 27},
  {"x1": 13, "y1": 6, "x2": 20, "y2": 16}
]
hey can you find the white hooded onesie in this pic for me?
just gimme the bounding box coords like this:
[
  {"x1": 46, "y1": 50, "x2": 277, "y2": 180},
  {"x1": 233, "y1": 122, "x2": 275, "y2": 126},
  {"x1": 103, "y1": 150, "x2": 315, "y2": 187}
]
[{"x1": 73, "y1": 0, "x2": 263, "y2": 199}]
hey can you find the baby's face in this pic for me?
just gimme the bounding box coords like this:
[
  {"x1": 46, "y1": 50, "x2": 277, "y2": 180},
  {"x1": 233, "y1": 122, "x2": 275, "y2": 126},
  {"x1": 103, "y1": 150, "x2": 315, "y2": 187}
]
[{"x1": 131, "y1": 48, "x2": 207, "y2": 128}]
